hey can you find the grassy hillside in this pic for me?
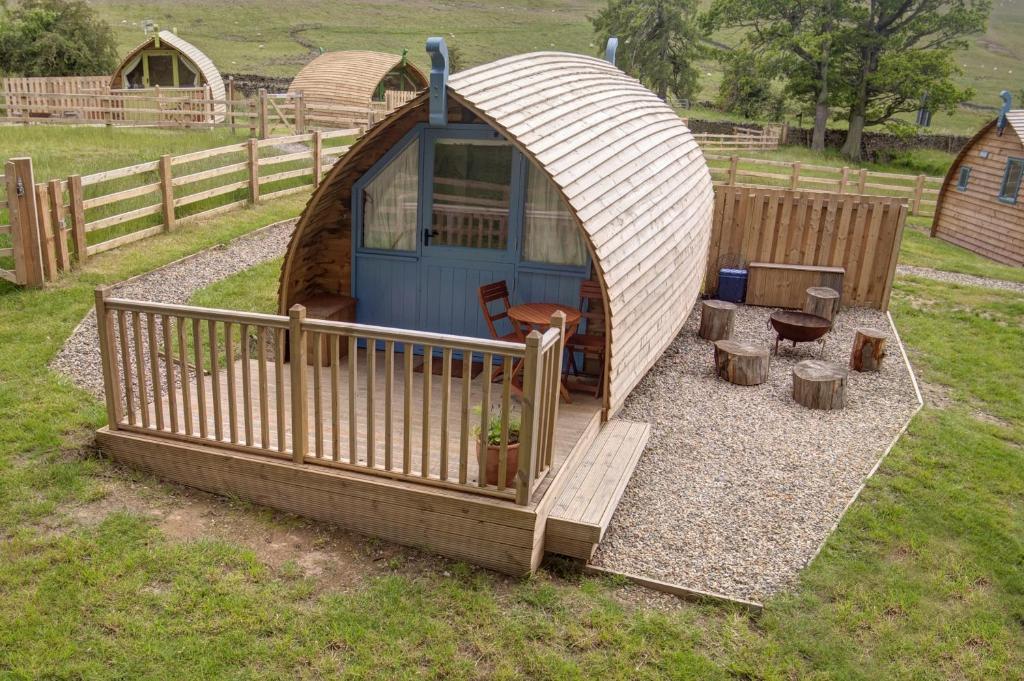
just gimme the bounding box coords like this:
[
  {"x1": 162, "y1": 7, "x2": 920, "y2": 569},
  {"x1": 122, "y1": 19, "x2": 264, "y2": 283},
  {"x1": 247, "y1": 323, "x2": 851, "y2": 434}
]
[{"x1": 90, "y1": 0, "x2": 1024, "y2": 135}]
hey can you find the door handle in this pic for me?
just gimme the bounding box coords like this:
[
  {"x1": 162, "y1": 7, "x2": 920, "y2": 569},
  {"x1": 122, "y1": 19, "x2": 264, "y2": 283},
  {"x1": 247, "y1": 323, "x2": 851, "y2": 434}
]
[{"x1": 423, "y1": 228, "x2": 440, "y2": 245}]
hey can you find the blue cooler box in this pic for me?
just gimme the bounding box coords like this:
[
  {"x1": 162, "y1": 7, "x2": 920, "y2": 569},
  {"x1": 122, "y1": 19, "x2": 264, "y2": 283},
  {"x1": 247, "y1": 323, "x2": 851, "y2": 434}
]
[{"x1": 718, "y1": 268, "x2": 747, "y2": 303}]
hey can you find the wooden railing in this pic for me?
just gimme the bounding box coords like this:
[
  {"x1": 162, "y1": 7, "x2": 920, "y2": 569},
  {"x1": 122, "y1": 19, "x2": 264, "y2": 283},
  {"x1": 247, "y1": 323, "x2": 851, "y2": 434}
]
[
  {"x1": 689, "y1": 125, "x2": 786, "y2": 152},
  {"x1": 94, "y1": 293, "x2": 564, "y2": 505},
  {"x1": 707, "y1": 154, "x2": 942, "y2": 217}
]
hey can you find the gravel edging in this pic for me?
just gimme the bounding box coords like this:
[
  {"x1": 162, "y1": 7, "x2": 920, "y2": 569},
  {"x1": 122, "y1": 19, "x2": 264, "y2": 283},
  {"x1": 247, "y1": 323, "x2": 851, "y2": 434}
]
[
  {"x1": 896, "y1": 264, "x2": 1024, "y2": 294},
  {"x1": 590, "y1": 303, "x2": 920, "y2": 602},
  {"x1": 51, "y1": 219, "x2": 296, "y2": 398}
]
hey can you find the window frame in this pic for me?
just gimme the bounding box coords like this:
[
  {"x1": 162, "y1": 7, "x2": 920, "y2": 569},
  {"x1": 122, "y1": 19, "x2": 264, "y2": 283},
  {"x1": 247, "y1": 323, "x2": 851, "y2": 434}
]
[
  {"x1": 998, "y1": 157, "x2": 1024, "y2": 205},
  {"x1": 956, "y1": 166, "x2": 971, "y2": 192}
]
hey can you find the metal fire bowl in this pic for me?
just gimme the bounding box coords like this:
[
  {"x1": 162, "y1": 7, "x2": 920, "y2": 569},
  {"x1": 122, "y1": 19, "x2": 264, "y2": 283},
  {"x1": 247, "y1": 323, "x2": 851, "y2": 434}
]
[{"x1": 769, "y1": 311, "x2": 831, "y2": 343}]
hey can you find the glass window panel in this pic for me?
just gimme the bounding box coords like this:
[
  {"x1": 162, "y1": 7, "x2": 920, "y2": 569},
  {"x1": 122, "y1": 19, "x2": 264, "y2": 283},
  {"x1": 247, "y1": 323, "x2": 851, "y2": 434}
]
[
  {"x1": 522, "y1": 162, "x2": 586, "y2": 266},
  {"x1": 999, "y1": 158, "x2": 1023, "y2": 203},
  {"x1": 178, "y1": 56, "x2": 199, "y2": 87},
  {"x1": 146, "y1": 55, "x2": 176, "y2": 86},
  {"x1": 957, "y1": 166, "x2": 970, "y2": 191},
  {"x1": 362, "y1": 139, "x2": 419, "y2": 251},
  {"x1": 431, "y1": 139, "x2": 511, "y2": 250}
]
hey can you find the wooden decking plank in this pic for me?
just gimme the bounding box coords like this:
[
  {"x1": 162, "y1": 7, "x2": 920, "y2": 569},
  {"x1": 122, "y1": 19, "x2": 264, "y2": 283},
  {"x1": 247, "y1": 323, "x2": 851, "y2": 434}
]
[{"x1": 580, "y1": 421, "x2": 649, "y2": 529}]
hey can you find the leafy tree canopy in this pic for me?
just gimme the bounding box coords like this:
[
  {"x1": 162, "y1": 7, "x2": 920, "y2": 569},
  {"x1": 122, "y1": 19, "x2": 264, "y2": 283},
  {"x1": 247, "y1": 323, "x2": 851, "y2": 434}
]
[
  {"x1": 591, "y1": 0, "x2": 703, "y2": 101},
  {"x1": 0, "y1": 0, "x2": 118, "y2": 77}
]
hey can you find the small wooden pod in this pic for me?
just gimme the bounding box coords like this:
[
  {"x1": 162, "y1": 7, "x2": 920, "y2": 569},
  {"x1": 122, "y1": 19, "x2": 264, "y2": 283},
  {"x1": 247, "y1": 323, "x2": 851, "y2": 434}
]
[
  {"x1": 792, "y1": 359, "x2": 847, "y2": 410},
  {"x1": 849, "y1": 328, "x2": 887, "y2": 372},
  {"x1": 699, "y1": 300, "x2": 736, "y2": 341},
  {"x1": 713, "y1": 340, "x2": 769, "y2": 386}
]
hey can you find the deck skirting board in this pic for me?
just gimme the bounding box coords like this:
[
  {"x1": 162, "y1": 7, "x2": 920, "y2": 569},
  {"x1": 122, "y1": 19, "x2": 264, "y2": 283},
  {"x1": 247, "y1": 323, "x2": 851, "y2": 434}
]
[{"x1": 97, "y1": 427, "x2": 541, "y2": 575}]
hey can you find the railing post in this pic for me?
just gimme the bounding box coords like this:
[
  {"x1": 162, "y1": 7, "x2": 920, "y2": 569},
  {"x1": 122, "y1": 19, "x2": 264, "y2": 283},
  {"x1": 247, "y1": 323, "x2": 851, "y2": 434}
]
[
  {"x1": 247, "y1": 138, "x2": 260, "y2": 204},
  {"x1": 47, "y1": 178, "x2": 69, "y2": 272},
  {"x1": 94, "y1": 287, "x2": 123, "y2": 429},
  {"x1": 838, "y1": 166, "x2": 849, "y2": 194},
  {"x1": 911, "y1": 174, "x2": 925, "y2": 216},
  {"x1": 294, "y1": 92, "x2": 306, "y2": 134},
  {"x1": 159, "y1": 154, "x2": 176, "y2": 231},
  {"x1": 858, "y1": 168, "x2": 868, "y2": 194},
  {"x1": 516, "y1": 330, "x2": 543, "y2": 505},
  {"x1": 546, "y1": 311, "x2": 566, "y2": 471},
  {"x1": 289, "y1": 304, "x2": 308, "y2": 463},
  {"x1": 790, "y1": 162, "x2": 801, "y2": 190},
  {"x1": 727, "y1": 155, "x2": 738, "y2": 185},
  {"x1": 67, "y1": 174, "x2": 87, "y2": 265},
  {"x1": 312, "y1": 130, "x2": 323, "y2": 188},
  {"x1": 7, "y1": 158, "x2": 45, "y2": 287},
  {"x1": 257, "y1": 88, "x2": 269, "y2": 139}
]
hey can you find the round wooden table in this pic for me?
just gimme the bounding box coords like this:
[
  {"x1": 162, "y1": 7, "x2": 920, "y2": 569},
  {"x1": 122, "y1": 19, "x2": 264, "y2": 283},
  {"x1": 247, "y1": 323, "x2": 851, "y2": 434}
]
[{"x1": 507, "y1": 303, "x2": 581, "y2": 402}]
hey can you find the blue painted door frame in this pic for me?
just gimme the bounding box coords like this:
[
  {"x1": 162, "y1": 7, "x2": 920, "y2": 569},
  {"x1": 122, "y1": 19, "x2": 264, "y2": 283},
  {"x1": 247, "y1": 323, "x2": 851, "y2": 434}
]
[{"x1": 352, "y1": 122, "x2": 590, "y2": 343}]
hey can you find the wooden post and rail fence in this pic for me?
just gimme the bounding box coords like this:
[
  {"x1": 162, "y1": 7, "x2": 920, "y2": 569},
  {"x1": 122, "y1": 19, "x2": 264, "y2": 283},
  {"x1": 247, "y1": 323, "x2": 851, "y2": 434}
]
[
  {"x1": 93, "y1": 290, "x2": 565, "y2": 506},
  {"x1": 0, "y1": 129, "x2": 355, "y2": 286}
]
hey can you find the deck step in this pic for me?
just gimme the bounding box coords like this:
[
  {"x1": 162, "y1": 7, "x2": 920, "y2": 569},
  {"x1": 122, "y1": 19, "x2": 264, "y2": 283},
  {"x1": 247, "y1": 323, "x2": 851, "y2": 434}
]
[{"x1": 544, "y1": 419, "x2": 649, "y2": 560}]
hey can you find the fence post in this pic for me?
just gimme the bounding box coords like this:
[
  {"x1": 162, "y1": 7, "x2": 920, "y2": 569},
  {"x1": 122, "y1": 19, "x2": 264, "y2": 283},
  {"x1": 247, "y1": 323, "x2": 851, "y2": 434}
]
[
  {"x1": 102, "y1": 91, "x2": 112, "y2": 127},
  {"x1": 94, "y1": 287, "x2": 123, "y2": 429},
  {"x1": 257, "y1": 88, "x2": 269, "y2": 139},
  {"x1": 546, "y1": 311, "x2": 566, "y2": 470},
  {"x1": 227, "y1": 77, "x2": 236, "y2": 135},
  {"x1": 294, "y1": 92, "x2": 306, "y2": 134},
  {"x1": 156, "y1": 155, "x2": 176, "y2": 231},
  {"x1": 6, "y1": 158, "x2": 45, "y2": 287},
  {"x1": 312, "y1": 130, "x2": 323, "y2": 188},
  {"x1": 34, "y1": 183, "x2": 57, "y2": 282},
  {"x1": 838, "y1": 167, "x2": 849, "y2": 194},
  {"x1": 790, "y1": 162, "x2": 801, "y2": 190},
  {"x1": 289, "y1": 304, "x2": 308, "y2": 463},
  {"x1": 47, "y1": 178, "x2": 69, "y2": 272},
  {"x1": 858, "y1": 168, "x2": 867, "y2": 194},
  {"x1": 727, "y1": 156, "x2": 739, "y2": 185},
  {"x1": 247, "y1": 138, "x2": 261, "y2": 204},
  {"x1": 67, "y1": 174, "x2": 87, "y2": 265},
  {"x1": 911, "y1": 174, "x2": 925, "y2": 216},
  {"x1": 204, "y1": 84, "x2": 213, "y2": 126},
  {"x1": 516, "y1": 329, "x2": 543, "y2": 505}
]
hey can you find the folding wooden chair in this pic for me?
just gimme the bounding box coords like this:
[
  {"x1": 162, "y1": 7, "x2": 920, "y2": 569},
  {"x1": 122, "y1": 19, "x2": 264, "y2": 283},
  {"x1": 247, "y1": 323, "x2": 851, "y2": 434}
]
[
  {"x1": 565, "y1": 280, "x2": 606, "y2": 397},
  {"x1": 477, "y1": 281, "x2": 521, "y2": 381}
]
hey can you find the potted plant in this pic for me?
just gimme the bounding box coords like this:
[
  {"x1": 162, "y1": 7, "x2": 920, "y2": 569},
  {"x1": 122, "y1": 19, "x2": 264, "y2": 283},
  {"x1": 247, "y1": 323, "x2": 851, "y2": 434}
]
[{"x1": 475, "y1": 410, "x2": 521, "y2": 487}]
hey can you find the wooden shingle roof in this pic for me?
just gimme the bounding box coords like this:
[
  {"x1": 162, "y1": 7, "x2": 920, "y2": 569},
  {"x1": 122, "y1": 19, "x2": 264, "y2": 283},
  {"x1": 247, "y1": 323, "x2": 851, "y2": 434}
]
[
  {"x1": 287, "y1": 51, "x2": 427, "y2": 109},
  {"x1": 449, "y1": 52, "x2": 714, "y2": 413}
]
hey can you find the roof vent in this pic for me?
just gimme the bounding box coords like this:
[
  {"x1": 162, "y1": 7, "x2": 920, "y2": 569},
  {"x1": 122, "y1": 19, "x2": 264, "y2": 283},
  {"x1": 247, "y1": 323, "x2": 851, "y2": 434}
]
[
  {"x1": 426, "y1": 37, "x2": 449, "y2": 126},
  {"x1": 997, "y1": 90, "x2": 1012, "y2": 136},
  {"x1": 605, "y1": 37, "x2": 619, "y2": 66}
]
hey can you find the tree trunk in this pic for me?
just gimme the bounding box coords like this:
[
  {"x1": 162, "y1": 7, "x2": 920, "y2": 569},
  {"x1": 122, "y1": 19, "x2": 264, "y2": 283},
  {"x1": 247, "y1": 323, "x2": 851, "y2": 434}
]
[
  {"x1": 803, "y1": 286, "x2": 841, "y2": 321},
  {"x1": 849, "y1": 328, "x2": 887, "y2": 372},
  {"x1": 699, "y1": 300, "x2": 736, "y2": 341},
  {"x1": 841, "y1": 47, "x2": 873, "y2": 162},
  {"x1": 792, "y1": 359, "x2": 847, "y2": 410},
  {"x1": 714, "y1": 340, "x2": 770, "y2": 386},
  {"x1": 811, "y1": 52, "x2": 830, "y2": 151}
]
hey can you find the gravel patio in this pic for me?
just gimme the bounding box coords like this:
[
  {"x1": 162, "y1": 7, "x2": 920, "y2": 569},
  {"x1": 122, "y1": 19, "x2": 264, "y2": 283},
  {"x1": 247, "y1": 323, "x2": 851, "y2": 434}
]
[{"x1": 590, "y1": 302, "x2": 921, "y2": 602}]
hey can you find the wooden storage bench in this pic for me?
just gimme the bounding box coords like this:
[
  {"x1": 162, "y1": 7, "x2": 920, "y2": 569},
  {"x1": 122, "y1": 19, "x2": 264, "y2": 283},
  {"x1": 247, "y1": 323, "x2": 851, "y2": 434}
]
[
  {"x1": 297, "y1": 293, "x2": 356, "y2": 366},
  {"x1": 746, "y1": 263, "x2": 844, "y2": 309}
]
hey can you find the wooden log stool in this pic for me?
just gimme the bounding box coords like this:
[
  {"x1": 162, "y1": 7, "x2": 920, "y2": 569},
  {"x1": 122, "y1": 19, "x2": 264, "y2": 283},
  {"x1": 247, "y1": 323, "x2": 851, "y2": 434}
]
[
  {"x1": 698, "y1": 299, "x2": 737, "y2": 341},
  {"x1": 792, "y1": 359, "x2": 847, "y2": 410},
  {"x1": 713, "y1": 340, "x2": 770, "y2": 386},
  {"x1": 849, "y1": 327, "x2": 887, "y2": 372},
  {"x1": 802, "y1": 286, "x2": 840, "y2": 322}
]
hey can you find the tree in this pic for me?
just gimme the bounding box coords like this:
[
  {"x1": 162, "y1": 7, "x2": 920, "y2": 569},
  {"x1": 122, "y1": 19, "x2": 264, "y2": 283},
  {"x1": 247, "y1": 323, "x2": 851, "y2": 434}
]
[
  {"x1": 838, "y1": 0, "x2": 990, "y2": 160},
  {"x1": 715, "y1": 49, "x2": 785, "y2": 120},
  {"x1": 591, "y1": 0, "x2": 703, "y2": 101},
  {"x1": 0, "y1": 0, "x2": 118, "y2": 77},
  {"x1": 704, "y1": 0, "x2": 853, "y2": 151}
]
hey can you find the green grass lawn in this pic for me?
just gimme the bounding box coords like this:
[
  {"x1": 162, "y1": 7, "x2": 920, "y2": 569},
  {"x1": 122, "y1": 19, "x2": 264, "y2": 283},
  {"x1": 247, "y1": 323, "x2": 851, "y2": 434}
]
[{"x1": 0, "y1": 172, "x2": 1022, "y2": 676}]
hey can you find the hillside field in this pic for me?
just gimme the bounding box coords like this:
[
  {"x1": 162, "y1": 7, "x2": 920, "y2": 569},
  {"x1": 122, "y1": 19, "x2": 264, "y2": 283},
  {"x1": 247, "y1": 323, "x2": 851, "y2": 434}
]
[{"x1": 89, "y1": 0, "x2": 1024, "y2": 134}]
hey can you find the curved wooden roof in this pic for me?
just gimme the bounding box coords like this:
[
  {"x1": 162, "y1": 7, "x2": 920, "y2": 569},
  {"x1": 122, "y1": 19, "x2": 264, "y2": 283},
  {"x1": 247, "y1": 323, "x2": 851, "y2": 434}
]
[
  {"x1": 279, "y1": 52, "x2": 713, "y2": 415},
  {"x1": 111, "y1": 30, "x2": 225, "y2": 103},
  {"x1": 287, "y1": 51, "x2": 427, "y2": 109}
]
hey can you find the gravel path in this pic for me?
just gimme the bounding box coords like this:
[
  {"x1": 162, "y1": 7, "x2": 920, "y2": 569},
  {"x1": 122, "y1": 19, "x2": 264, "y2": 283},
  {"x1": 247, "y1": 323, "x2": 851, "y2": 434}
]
[
  {"x1": 52, "y1": 220, "x2": 295, "y2": 398},
  {"x1": 591, "y1": 304, "x2": 920, "y2": 602},
  {"x1": 896, "y1": 264, "x2": 1024, "y2": 294}
]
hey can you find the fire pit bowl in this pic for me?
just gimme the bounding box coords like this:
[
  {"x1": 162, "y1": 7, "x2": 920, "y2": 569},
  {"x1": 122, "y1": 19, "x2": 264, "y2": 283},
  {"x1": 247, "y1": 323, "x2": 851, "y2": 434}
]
[{"x1": 769, "y1": 310, "x2": 832, "y2": 354}]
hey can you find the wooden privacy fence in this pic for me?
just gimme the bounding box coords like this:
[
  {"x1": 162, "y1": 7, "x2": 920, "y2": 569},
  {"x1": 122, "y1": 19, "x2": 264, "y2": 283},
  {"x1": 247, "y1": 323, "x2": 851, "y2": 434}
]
[
  {"x1": 94, "y1": 292, "x2": 565, "y2": 505},
  {"x1": 0, "y1": 130, "x2": 355, "y2": 286},
  {"x1": 706, "y1": 185, "x2": 908, "y2": 310},
  {"x1": 707, "y1": 153, "x2": 941, "y2": 217}
]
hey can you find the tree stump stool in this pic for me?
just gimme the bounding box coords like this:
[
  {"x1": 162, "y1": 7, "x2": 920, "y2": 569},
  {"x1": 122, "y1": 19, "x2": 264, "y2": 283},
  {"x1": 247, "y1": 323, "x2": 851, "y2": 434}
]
[
  {"x1": 792, "y1": 359, "x2": 847, "y2": 410},
  {"x1": 802, "y1": 286, "x2": 841, "y2": 322},
  {"x1": 849, "y1": 327, "x2": 887, "y2": 372},
  {"x1": 698, "y1": 299, "x2": 736, "y2": 341},
  {"x1": 713, "y1": 340, "x2": 770, "y2": 386}
]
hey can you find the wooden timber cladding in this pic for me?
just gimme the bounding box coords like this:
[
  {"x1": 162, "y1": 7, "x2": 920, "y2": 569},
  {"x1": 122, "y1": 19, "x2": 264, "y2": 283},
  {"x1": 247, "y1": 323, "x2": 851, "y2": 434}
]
[
  {"x1": 287, "y1": 51, "x2": 427, "y2": 111},
  {"x1": 706, "y1": 185, "x2": 907, "y2": 310},
  {"x1": 931, "y1": 111, "x2": 1024, "y2": 266},
  {"x1": 279, "y1": 52, "x2": 715, "y2": 418}
]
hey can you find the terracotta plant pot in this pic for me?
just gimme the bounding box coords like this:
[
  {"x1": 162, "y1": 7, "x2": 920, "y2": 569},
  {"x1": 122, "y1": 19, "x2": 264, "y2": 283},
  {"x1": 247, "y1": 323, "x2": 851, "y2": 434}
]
[{"x1": 483, "y1": 442, "x2": 520, "y2": 487}]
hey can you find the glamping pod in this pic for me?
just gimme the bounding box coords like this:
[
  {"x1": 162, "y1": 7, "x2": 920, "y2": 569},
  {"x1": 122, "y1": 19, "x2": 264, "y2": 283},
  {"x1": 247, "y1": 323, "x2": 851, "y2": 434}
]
[
  {"x1": 931, "y1": 92, "x2": 1024, "y2": 266},
  {"x1": 287, "y1": 50, "x2": 428, "y2": 124},
  {"x1": 110, "y1": 30, "x2": 225, "y2": 120},
  {"x1": 279, "y1": 43, "x2": 714, "y2": 416}
]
